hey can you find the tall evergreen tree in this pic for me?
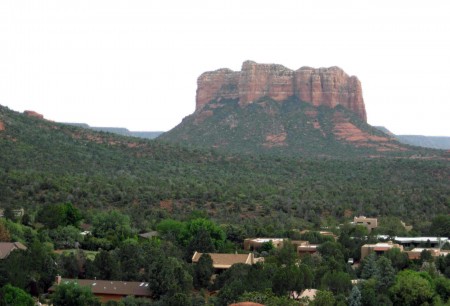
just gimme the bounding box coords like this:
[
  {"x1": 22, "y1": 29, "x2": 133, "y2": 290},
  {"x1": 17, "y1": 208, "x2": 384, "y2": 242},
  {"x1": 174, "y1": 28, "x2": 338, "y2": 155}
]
[
  {"x1": 361, "y1": 253, "x2": 378, "y2": 279},
  {"x1": 375, "y1": 256, "x2": 395, "y2": 293},
  {"x1": 348, "y1": 285, "x2": 362, "y2": 306},
  {"x1": 193, "y1": 254, "x2": 214, "y2": 289}
]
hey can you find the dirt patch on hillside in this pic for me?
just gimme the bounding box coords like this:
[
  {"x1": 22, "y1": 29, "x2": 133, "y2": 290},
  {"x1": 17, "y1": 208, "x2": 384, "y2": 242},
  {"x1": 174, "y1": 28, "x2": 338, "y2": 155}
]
[
  {"x1": 0, "y1": 120, "x2": 4, "y2": 131},
  {"x1": 263, "y1": 132, "x2": 287, "y2": 148}
]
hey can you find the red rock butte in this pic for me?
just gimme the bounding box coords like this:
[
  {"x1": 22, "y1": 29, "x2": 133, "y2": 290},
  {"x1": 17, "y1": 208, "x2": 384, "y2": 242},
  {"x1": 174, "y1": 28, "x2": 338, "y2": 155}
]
[{"x1": 196, "y1": 60, "x2": 367, "y2": 122}]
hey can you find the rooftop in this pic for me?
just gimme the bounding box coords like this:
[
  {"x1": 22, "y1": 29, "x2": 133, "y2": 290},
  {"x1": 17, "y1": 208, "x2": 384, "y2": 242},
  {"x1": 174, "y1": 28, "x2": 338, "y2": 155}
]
[
  {"x1": 48, "y1": 279, "x2": 152, "y2": 297},
  {"x1": 192, "y1": 252, "x2": 253, "y2": 269},
  {"x1": 0, "y1": 242, "x2": 27, "y2": 259},
  {"x1": 250, "y1": 238, "x2": 284, "y2": 243}
]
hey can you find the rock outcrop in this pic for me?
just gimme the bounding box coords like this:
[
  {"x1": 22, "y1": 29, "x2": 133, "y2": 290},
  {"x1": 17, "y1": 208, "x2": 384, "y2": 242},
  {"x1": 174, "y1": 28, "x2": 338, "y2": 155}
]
[
  {"x1": 24, "y1": 110, "x2": 44, "y2": 119},
  {"x1": 196, "y1": 61, "x2": 367, "y2": 121}
]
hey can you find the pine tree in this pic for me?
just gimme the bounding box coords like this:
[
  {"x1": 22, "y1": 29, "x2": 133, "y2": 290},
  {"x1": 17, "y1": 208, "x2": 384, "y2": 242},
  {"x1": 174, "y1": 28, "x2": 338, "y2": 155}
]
[
  {"x1": 375, "y1": 256, "x2": 395, "y2": 293},
  {"x1": 361, "y1": 253, "x2": 378, "y2": 279},
  {"x1": 348, "y1": 286, "x2": 362, "y2": 306}
]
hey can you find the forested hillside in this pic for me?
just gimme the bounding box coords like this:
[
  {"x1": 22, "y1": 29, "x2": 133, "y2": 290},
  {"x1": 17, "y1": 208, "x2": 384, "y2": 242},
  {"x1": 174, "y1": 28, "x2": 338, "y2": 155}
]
[
  {"x1": 160, "y1": 97, "x2": 445, "y2": 158},
  {"x1": 1, "y1": 105, "x2": 449, "y2": 231}
]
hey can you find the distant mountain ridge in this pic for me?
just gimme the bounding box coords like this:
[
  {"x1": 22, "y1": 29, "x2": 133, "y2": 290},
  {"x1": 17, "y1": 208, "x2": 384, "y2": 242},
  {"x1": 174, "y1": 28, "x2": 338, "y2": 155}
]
[
  {"x1": 375, "y1": 127, "x2": 450, "y2": 150},
  {"x1": 64, "y1": 123, "x2": 163, "y2": 139}
]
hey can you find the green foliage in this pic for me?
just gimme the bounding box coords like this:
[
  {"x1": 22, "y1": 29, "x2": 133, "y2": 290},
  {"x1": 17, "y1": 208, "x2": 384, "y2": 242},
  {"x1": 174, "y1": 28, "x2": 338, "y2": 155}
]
[
  {"x1": 0, "y1": 221, "x2": 10, "y2": 242},
  {"x1": 184, "y1": 218, "x2": 226, "y2": 251},
  {"x1": 36, "y1": 203, "x2": 81, "y2": 229},
  {"x1": 1, "y1": 104, "x2": 449, "y2": 233},
  {"x1": 0, "y1": 241, "x2": 57, "y2": 295},
  {"x1": 317, "y1": 241, "x2": 346, "y2": 272},
  {"x1": 160, "y1": 293, "x2": 192, "y2": 306},
  {"x1": 0, "y1": 284, "x2": 34, "y2": 306},
  {"x1": 259, "y1": 240, "x2": 275, "y2": 253},
  {"x1": 46, "y1": 225, "x2": 83, "y2": 249},
  {"x1": 0, "y1": 219, "x2": 38, "y2": 244},
  {"x1": 160, "y1": 96, "x2": 435, "y2": 159},
  {"x1": 146, "y1": 256, "x2": 192, "y2": 299},
  {"x1": 389, "y1": 270, "x2": 435, "y2": 306},
  {"x1": 2, "y1": 207, "x2": 17, "y2": 222},
  {"x1": 92, "y1": 210, "x2": 134, "y2": 244},
  {"x1": 58, "y1": 250, "x2": 87, "y2": 279},
  {"x1": 119, "y1": 296, "x2": 154, "y2": 306},
  {"x1": 88, "y1": 249, "x2": 120, "y2": 280},
  {"x1": 272, "y1": 263, "x2": 313, "y2": 297},
  {"x1": 297, "y1": 231, "x2": 335, "y2": 244},
  {"x1": 348, "y1": 285, "x2": 362, "y2": 306},
  {"x1": 268, "y1": 241, "x2": 298, "y2": 267},
  {"x1": 320, "y1": 271, "x2": 351, "y2": 295},
  {"x1": 359, "y1": 278, "x2": 377, "y2": 306},
  {"x1": 50, "y1": 282, "x2": 100, "y2": 306},
  {"x1": 157, "y1": 219, "x2": 185, "y2": 236},
  {"x1": 361, "y1": 253, "x2": 378, "y2": 279},
  {"x1": 375, "y1": 256, "x2": 395, "y2": 293},
  {"x1": 239, "y1": 289, "x2": 300, "y2": 306},
  {"x1": 373, "y1": 216, "x2": 409, "y2": 237},
  {"x1": 436, "y1": 254, "x2": 450, "y2": 278},
  {"x1": 310, "y1": 290, "x2": 336, "y2": 306},
  {"x1": 434, "y1": 277, "x2": 450, "y2": 303},
  {"x1": 193, "y1": 254, "x2": 213, "y2": 289},
  {"x1": 383, "y1": 248, "x2": 410, "y2": 271},
  {"x1": 430, "y1": 215, "x2": 450, "y2": 237}
]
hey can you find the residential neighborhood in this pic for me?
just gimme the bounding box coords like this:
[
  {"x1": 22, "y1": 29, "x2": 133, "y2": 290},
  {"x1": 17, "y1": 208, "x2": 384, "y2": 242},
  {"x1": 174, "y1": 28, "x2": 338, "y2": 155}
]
[{"x1": 2, "y1": 209, "x2": 449, "y2": 305}]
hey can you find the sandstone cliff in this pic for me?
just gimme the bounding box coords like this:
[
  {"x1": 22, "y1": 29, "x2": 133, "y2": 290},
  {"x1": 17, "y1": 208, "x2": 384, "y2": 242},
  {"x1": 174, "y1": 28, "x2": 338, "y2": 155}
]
[{"x1": 196, "y1": 61, "x2": 367, "y2": 122}]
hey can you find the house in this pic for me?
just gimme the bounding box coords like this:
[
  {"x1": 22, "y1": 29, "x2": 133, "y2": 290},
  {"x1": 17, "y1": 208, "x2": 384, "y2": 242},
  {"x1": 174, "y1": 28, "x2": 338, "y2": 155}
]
[
  {"x1": 360, "y1": 241, "x2": 403, "y2": 260},
  {"x1": 192, "y1": 252, "x2": 254, "y2": 272},
  {"x1": 353, "y1": 216, "x2": 378, "y2": 232},
  {"x1": 290, "y1": 289, "x2": 318, "y2": 303},
  {"x1": 0, "y1": 242, "x2": 27, "y2": 259},
  {"x1": 405, "y1": 248, "x2": 450, "y2": 260},
  {"x1": 393, "y1": 237, "x2": 448, "y2": 248},
  {"x1": 243, "y1": 238, "x2": 285, "y2": 251},
  {"x1": 297, "y1": 241, "x2": 319, "y2": 255},
  {"x1": 48, "y1": 276, "x2": 152, "y2": 303},
  {"x1": 299, "y1": 230, "x2": 338, "y2": 241}
]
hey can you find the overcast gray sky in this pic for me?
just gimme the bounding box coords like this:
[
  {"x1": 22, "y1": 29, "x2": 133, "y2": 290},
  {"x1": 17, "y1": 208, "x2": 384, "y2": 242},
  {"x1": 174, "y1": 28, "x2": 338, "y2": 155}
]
[{"x1": 1, "y1": 1, "x2": 449, "y2": 136}]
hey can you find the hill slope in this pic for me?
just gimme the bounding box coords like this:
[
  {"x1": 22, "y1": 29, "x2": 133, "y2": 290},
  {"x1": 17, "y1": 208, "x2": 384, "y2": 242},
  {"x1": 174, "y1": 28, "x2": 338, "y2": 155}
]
[
  {"x1": 160, "y1": 96, "x2": 437, "y2": 158},
  {"x1": 1, "y1": 104, "x2": 449, "y2": 229}
]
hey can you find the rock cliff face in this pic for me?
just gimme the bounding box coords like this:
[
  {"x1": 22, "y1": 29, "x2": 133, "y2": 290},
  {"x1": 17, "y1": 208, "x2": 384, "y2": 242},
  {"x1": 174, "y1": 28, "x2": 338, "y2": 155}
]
[{"x1": 196, "y1": 61, "x2": 367, "y2": 121}]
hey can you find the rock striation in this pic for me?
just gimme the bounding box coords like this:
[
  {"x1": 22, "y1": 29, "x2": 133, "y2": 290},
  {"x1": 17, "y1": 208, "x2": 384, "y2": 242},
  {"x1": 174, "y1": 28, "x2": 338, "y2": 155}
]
[{"x1": 196, "y1": 61, "x2": 367, "y2": 121}]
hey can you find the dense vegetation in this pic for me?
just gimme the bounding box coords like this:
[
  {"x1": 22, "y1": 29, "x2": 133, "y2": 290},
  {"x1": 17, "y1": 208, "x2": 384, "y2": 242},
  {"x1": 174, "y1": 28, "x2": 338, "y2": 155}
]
[
  {"x1": 1, "y1": 105, "x2": 449, "y2": 232},
  {"x1": 1, "y1": 104, "x2": 450, "y2": 305},
  {"x1": 160, "y1": 97, "x2": 445, "y2": 158},
  {"x1": 1, "y1": 212, "x2": 450, "y2": 305}
]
